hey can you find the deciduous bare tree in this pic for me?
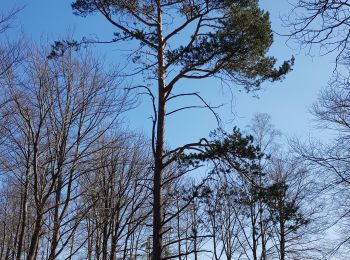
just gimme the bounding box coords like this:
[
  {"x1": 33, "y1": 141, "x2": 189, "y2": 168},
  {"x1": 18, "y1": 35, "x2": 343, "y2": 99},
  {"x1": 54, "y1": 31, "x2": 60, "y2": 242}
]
[
  {"x1": 0, "y1": 46, "x2": 129, "y2": 260},
  {"x1": 288, "y1": 0, "x2": 350, "y2": 61},
  {"x1": 292, "y1": 72, "x2": 350, "y2": 257},
  {"x1": 78, "y1": 134, "x2": 152, "y2": 260},
  {"x1": 0, "y1": 7, "x2": 23, "y2": 78}
]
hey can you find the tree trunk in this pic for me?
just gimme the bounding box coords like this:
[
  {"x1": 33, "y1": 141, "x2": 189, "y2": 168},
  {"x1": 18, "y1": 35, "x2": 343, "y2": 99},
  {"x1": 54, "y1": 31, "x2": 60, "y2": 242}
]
[
  {"x1": 176, "y1": 198, "x2": 181, "y2": 260},
  {"x1": 251, "y1": 205, "x2": 258, "y2": 260},
  {"x1": 152, "y1": 65, "x2": 165, "y2": 260},
  {"x1": 16, "y1": 167, "x2": 29, "y2": 260},
  {"x1": 27, "y1": 211, "x2": 43, "y2": 260},
  {"x1": 110, "y1": 222, "x2": 117, "y2": 260},
  {"x1": 48, "y1": 178, "x2": 62, "y2": 260},
  {"x1": 16, "y1": 147, "x2": 30, "y2": 260},
  {"x1": 192, "y1": 204, "x2": 198, "y2": 260},
  {"x1": 152, "y1": 2, "x2": 165, "y2": 259},
  {"x1": 212, "y1": 214, "x2": 219, "y2": 260},
  {"x1": 260, "y1": 217, "x2": 266, "y2": 260},
  {"x1": 280, "y1": 221, "x2": 285, "y2": 260},
  {"x1": 87, "y1": 220, "x2": 93, "y2": 260}
]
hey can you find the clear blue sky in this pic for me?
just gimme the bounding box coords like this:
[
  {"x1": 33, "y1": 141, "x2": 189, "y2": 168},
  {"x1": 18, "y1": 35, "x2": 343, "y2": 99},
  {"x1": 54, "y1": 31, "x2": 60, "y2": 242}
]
[{"x1": 1, "y1": 0, "x2": 336, "y2": 147}]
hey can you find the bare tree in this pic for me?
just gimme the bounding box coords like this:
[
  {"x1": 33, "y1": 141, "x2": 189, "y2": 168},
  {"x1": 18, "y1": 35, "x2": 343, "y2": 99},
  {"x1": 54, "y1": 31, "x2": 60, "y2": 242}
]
[
  {"x1": 0, "y1": 175, "x2": 24, "y2": 259},
  {"x1": 195, "y1": 116, "x2": 325, "y2": 260},
  {"x1": 202, "y1": 176, "x2": 249, "y2": 260},
  {"x1": 262, "y1": 156, "x2": 324, "y2": 260},
  {"x1": 185, "y1": 127, "x2": 265, "y2": 259},
  {"x1": 292, "y1": 71, "x2": 350, "y2": 257},
  {"x1": 288, "y1": 0, "x2": 350, "y2": 62},
  {"x1": 0, "y1": 46, "x2": 129, "y2": 260},
  {"x1": 246, "y1": 113, "x2": 281, "y2": 260},
  {"x1": 160, "y1": 175, "x2": 211, "y2": 260},
  {"x1": 0, "y1": 7, "x2": 23, "y2": 78},
  {"x1": 78, "y1": 134, "x2": 152, "y2": 260}
]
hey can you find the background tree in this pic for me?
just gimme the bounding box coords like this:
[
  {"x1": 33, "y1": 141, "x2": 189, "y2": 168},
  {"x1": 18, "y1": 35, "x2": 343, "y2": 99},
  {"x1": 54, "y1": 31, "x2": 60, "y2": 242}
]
[
  {"x1": 0, "y1": 47, "x2": 129, "y2": 260},
  {"x1": 183, "y1": 127, "x2": 265, "y2": 259},
  {"x1": 262, "y1": 156, "x2": 323, "y2": 260},
  {"x1": 191, "y1": 115, "x2": 325, "y2": 259},
  {"x1": 289, "y1": 1, "x2": 350, "y2": 59},
  {"x1": 288, "y1": 1, "x2": 350, "y2": 257},
  {"x1": 0, "y1": 7, "x2": 23, "y2": 78},
  {"x1": 78, "y1": 134, "x2": 152, "y2": 260},
  {"x1": 292, "y1": 71, "x2": 350, "y2": 257}
]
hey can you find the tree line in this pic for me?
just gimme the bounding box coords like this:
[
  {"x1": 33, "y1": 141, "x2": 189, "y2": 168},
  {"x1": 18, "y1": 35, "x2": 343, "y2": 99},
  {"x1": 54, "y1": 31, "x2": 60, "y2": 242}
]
[{"x1": 1, "y1": 0, "x2": 350, "y2": 259}]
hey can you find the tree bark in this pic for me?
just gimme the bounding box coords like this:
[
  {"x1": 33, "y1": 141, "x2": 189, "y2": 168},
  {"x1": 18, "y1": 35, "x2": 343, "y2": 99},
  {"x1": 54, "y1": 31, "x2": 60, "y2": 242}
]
[
  {"x1": 27, "y1": 210, "x2": 43, "y2": 260},
  {"x1": 251, "y1": 205, "x2": 258, "y2": 260},
  {"x1": 48, "y1": 177, "x2": 62, "y2": 260},
  {"x1": 280, "y1": 220, "x2": 285, "y2": 260},
  {"x1": 16, "y1": 165, "x2": 29, "y2": 260},
  {"x1": 152, "y1": 1, "x2": 166, "y2": 259}
]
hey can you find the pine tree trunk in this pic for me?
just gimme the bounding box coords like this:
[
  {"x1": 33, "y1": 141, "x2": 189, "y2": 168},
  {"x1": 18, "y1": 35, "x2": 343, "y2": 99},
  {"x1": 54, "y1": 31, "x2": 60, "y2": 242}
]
[
  {"x1": 153, "y1": 2, "x2": 165, "y2": 259},
  {"x1": 152, "y1": 76, "x2": 165, "y2": 259}
]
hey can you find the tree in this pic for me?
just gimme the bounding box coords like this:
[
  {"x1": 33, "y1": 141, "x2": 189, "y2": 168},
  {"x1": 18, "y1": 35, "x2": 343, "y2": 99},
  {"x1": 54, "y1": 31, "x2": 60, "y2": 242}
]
[
  {"x1": 63, "y1": 1, "x2": 293, "y2": 258},
  {"x1": 247, "y1": 114, "x2": 324, "y2": 260},
  {"x1": 287, "y1": 1, "x2": 350, "y2": 256},
  {"x1": 288, "y1": 0, "x2": 350, "y2": 61},
  {"x1": 78, "y1": 134, "x2": 152, "y2": 260},
  {"x1": 0, "y1": 47, "x2": 128, "y2": 260},
  {"x1": 184, "y1": 127, "x2": 265, "y2": 259},
  {"x1": 262, "y1": 157, "x2": 320, "y2": 260},
  {"x1": 292, "y1": 71, "x2": 350, "y2": 256},
  {"x1": 246, "y1": 113, "x2": 281, "y2": 260},
  {"x1": 196, "y1": 116, "x2": 324, "y2": 260},
  {"x1": 0, "y1": 7, "x2": 23, "y2": 78},
  {"x1": 202, "y1": 175, "x2": 249, "y2": 260},
  {"x1": 205, "y1": 128, "x2": 271, "y2": 260}
]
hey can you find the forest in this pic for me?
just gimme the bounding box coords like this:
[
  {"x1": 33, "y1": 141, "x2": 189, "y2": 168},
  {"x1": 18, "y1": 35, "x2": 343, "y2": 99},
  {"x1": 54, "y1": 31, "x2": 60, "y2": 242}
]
[{"x1": 0, "y1": 0, "x2": 350, "y2": 259}]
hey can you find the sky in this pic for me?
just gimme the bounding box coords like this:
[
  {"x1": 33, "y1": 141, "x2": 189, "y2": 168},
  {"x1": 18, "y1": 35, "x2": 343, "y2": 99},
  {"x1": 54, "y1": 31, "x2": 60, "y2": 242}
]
[
  {"x1": 1, "y1": 0, "x2": 337, "y2": 148},
  {"x1": 0, "y1": 1, "x2": 339, "y2": 259}
]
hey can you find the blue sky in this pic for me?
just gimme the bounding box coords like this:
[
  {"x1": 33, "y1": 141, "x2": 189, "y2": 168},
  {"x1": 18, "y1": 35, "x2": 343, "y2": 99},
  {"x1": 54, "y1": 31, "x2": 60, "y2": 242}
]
[
  {"x1": 0, "y1": 1, "x2": 338, "y2": 258},
  {"x1": 1, "y1": 0, "x2": 336, "y2": 147}
]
